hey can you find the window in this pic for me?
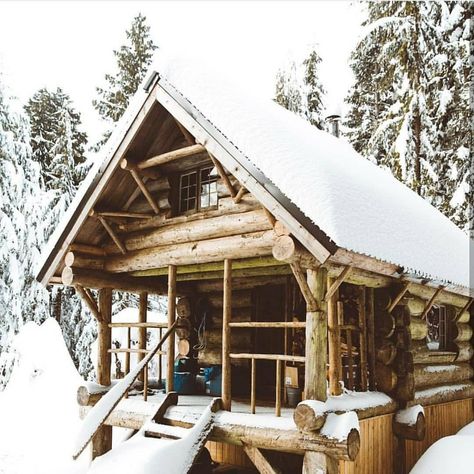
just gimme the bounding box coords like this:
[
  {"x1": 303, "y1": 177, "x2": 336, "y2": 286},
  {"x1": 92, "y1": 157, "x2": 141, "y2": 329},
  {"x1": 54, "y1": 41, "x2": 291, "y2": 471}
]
[
  {"x1": 426, "y1": 305, "x2": 448, "y2": 351},
  {"x1": 179, "y1": 166, "x2": 217, "y2": 213}
]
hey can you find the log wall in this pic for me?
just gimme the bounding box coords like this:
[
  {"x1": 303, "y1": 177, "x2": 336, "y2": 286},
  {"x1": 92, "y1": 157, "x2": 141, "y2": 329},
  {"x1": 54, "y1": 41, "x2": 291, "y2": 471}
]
[{"x1": 404, "y1": 398, "x2": 473, "y2": 473}]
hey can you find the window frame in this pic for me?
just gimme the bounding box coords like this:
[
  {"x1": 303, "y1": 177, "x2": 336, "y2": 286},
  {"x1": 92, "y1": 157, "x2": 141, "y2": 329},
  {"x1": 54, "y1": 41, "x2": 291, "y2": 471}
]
[{"x1": 178, "y1": 165, "x2": 218, "y2": 215}]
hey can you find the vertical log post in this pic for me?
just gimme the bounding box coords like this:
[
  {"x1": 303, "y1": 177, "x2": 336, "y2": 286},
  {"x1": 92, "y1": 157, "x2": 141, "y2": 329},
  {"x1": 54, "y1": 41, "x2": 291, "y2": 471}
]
[
  {"x1": 366, "y1": 288, "x2": 377, "y2": 391},
  {"x1": 167, "y1": 265, "x2": 177, "y2": 392},
  {"x1": 251, "y1": 358, "x2": 256, "y2": 414},
  {"x1": 222, "y1": 259, "x2": 232, "y2": 411},
  {"x1": 327, "y1": 276, "x2": 342, "y2": 396},
  {"x1": 275, "y1": 359, "x2": 282, "y2": 417},
  {"x1": 138, "y1": 292, "x2": 148, "y2": 383},
  {"x1": 304, "y1": 267, "x2": 328, "y2": 402},
  {"x1": 92, "y1": 288, "x2": 113, "y2": 460},
  {"x1": 358, "y1": 286, "x2": 368, "y2": 391},
  {"x1": 158, "y1": 327, "x2": 163, "y2": 387}
]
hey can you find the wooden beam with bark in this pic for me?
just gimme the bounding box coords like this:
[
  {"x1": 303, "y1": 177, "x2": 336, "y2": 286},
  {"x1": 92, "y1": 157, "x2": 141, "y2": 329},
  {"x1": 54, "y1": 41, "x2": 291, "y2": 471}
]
[
  {"x1": 208, "y1": 152, "x2": 237, "y2": 198},
  {"x1": 325, "y1": 266, "x2": 352, "y2": 302},
  {"x1": 421, "y1": 286, "x2": 444, "y2": 319},
  {"x1": 387, "y1": 282, "x2": 411, "y2": 313},
  {"x1": 74, "y1": 285, "x2": 102, "y2": 322},
  {"x1": 129, "y1": 168, "x2": 160, "y2": 214},
  {"x1": 290, "y1": 262, "x2": 318, "y2": 312},
  {"x1": 96, "y1": 215, "x2": 127, "y2": 254}
]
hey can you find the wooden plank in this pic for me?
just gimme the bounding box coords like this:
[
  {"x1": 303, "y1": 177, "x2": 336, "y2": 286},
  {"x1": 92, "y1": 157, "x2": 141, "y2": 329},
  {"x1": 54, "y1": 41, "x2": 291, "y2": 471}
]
[
  {"x1": 167, "y1": 265, "x2": 177, "y2": 392},
  {"x1": 304, "y1": 267, "x2": 328, "y2": 401},
  {"x1": 222, "y1": 259, "x2": 232, "y2": 410},
  {"x1": 230, "y1": 353, "x2": 305, "y2": 363}
]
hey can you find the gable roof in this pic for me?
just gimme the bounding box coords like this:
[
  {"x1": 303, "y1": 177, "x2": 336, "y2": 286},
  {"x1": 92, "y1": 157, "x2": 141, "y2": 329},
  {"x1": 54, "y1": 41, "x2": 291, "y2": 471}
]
[{"x1": 37, "y1": 51, "x2": 472, "y2": 294}]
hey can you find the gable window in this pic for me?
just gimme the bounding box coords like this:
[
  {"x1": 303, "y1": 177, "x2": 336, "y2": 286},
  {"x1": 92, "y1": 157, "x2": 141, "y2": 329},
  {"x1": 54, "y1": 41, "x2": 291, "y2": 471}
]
[
  {"x1": 426, "y1": 305, "x2": 448, "y2": 351},
  {"x1": 179, "y1": 166, "x2": 217, "y2": 213}
]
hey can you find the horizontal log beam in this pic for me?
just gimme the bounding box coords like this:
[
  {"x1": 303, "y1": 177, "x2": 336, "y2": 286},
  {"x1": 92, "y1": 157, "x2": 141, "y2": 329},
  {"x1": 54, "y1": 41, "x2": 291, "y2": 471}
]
[
  {"x1": 229, "y1": 322, "x2": 306, "y2": 328},
  {"x1": 130, "y1": 256, "x2": 285, "y2": 277},
  {"x1": 96, "y1": 211, "x2": 154, "y2": 219},
  {"x1": 65, "y1": 252, "x2": 104, "y2": 270},
  {"x1": 79, "y1": 403, "x2": 359, "y2": 460},
  {"x1": 108, "y1": 322, "x2": 168, "y2": 329},
  {"x1": 125, "y1": 144, "x2": 206, "y2": 170},
  {"x1": 69, "y1": 243, "x2": 106, "y2": 257},
  {"x1": 62, "y1": 267, "x2": 168, "y2": 294},
  {"x1": 105, "y1": 230, "x2": 276, "y2": 273},
  {"x1": 107, "y1": 209, "x2": 272, "y2": 255},
  {"x1": 173, "y1": 265, "x2": 291, "y2": 282},
  {"x1": 229, "y1": 353, "x2": 305, "y2": 363}
]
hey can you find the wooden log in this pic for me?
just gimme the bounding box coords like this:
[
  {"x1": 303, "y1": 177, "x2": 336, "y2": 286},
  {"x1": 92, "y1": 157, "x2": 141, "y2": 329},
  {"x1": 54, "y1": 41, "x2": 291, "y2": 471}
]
[
  {"x1": 74, "y1": 285, "x2": 101, "y2": 321},
  {"x1": 176, "y1": 297, "x2": 192, "y2": 318},
  {"x1": 137, "y1": 292, "x2": 147, "y2": 382},
  {"x1": 77, "y1": 385, "x2": 108, "y2": 407},
  {"x1": 272, "y1": 235, "x2": 320, "y2": 269},
  {"x1": 388, "y1": 282, "x2": 410, "y2": 313},
  {"x1": 358, "y1": 286, "x2": 368, "y2": 391},
  {"x1": 290, "y1": 263, "x2": 318, "y2": 312},
  {"x1": 303, "y1": 452, "x2": 339, "y2": 474},
  {"x1": 393, "y1": 410, "x2": 426, "y2": 441},
  {"x1": 222, "y1": 259, "x2": 232, "y2": 410},
  {"x1": 327, "y1": 276, "x2": 342, "y2": 396},
  {"x1": 208, "y1": 152, "x2": 237, "y2": 198},
  {"x1": 198, "y1": 348, "x2": 248, "y2": 366},
  {"x1": 325, "y1": 266, "x2": 352, "y2": 302},
  {"x1": 410, "y1": 318, "x2": 428, "y2": 341},
  {"x1": 366, "y1": 288, "x2": 377, "y2": 391},
  {"x1": 375, "y1": 288, "x2": 392, "y2": 311},
  {"x1": 69, "y1": 243, "x2": 106, "y2": 257},
  {"x1": 409, "y1": 381, "x2": 474, "y2": 407},
  {"x1": 196, "y1": 275, "x2": 287, "y2": 292},
  {"x1": 394, "y1": 351, "x2": 414, "y2": 377},
  {"x1": 275, "y1": 359, "x2": 282, "y2": 417},
  {"x1": 376, "y1": 341, "x2": 397, "y2": 366},
  {"x1": 251, "y1": 358, "x2": 256, "y2": 414},
  {"x1": 455, "y1": 341, "x2": 474, "y2": 362},
  {"x1": 97, "y1": 216, "x2": 127, "y2": 254},
  {"x1": 62, "y1": 267, "x2": 168, "y2": 294},
  {"x1": 79, "y1": 403, "x2": 361, "y2": 460},
  {"x1": 375, "y1": 362, "x2": 398, "y2": 392},
  {"x1": 206, "y1": 290, "x2": 252, "y2": 309},
  {"x1": 107, "y1": 209, "x2": 272, "y2": 255},
  {"x1": 167, "y1": 265, "x2": 177, "y2": 392},
  {"x1": 243, "y1": 445, "x2": 282, "y2": 474},
  {"x1": 420, "y1": 287, "x2": 443, "y2": 320},
  {"x1": 404, "y1": 295, "x2": 426, "y2": 316},
  {"x1": 304, "y1": 268, "x2": 327, "y2": 401},
  {"x1": 414, "y1": 363, "x2": 474, "y2": 389},
  {"x1": 97, "y1": 211, "x2": 155, "y2": 219},
  {"x1": 405, "y1": 285, "x2": 469, "y2": 309},
  {"x1": 293, "y1": 402, "x2": 327, "y2": 432},
  {"x1": 217, "y1": 175, "x2": 239, "y2": 199},
  {"x1": 274, "y1": 220, "x2": 291, "y2": 237},
  {"x1": 93, "y1": 288, "x2": 113, "y2": 459},
  {"x1": 205, "y1": 328, "x2": 251, "y2": 346},
  {"x1": 454, "y1": 323, "x2": 473, "y2": 342},
  {"x1": 65, "y1": 252, "x2": 104, "y2": 270},
  {"x1": 455, "y1": 311, "x2": 471, "y2": 324},
  {"x1": 127, "y1": 192, "x2": 170, "y2": 214},
  {"x1": 396, "y1": 373, "x2": 415, "y2": 402},
  {"x1": 172, "y1": 265, "x2": 290, "y2": 282},
  {"x1": 130, "y1": 144, "x2": 206, "y2": 170},
  {"x1": 105, "y1": 230, "x2": 276, "y2": 273},
  {"x1": 229, "y1": 321, "x2": 306, "y2": 328},
  {"x1": 230, "y1": 353, "x2": 306, "y2": 363},
  {"x1": 128, "y1": 168, "x2": 160, "y2": 214},
  {"x1": 411, "y1": 341, "x2": 457, "y2": 364},
  {"x1": 375, "y1": 310, "x2": 396, "y2": 338},
  {"x1": 208, "y1": 307, "x2": 252, "y2": 326}
]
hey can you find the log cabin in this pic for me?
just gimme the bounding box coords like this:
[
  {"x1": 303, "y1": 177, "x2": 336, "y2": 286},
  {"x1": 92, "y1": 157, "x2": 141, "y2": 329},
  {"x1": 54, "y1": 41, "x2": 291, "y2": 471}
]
[{"x1": 37, "y1": 52, "x2": 473, "y2": 474}]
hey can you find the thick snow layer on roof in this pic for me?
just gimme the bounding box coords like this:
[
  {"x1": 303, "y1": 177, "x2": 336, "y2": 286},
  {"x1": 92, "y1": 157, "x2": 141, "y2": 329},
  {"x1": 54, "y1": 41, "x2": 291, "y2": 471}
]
[{"x1": 153, "y1": 51, "x2": 472, "y2": 289}]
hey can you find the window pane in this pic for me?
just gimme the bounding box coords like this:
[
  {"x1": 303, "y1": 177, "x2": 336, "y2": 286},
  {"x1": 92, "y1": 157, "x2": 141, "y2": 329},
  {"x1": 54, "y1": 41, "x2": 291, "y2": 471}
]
[{"x1": 200, "y1": 167, "x2": 217, "y2": 209}]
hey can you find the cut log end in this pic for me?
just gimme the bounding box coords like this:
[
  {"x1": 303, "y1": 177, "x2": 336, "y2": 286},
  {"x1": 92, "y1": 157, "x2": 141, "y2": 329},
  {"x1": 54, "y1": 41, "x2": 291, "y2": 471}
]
[
  {"x1": 294, "y1": 403, "x2": 327, "y2": 433},
  {"x1": 346, "y1": 428, "x2": 361, "y2": 461},
  {"x1": 393, "y1": 411, "x2": 426, "y2": 441}
]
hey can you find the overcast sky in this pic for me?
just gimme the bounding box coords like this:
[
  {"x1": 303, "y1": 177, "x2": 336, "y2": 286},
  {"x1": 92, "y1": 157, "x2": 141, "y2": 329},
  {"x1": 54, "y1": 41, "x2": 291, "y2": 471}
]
[{"x1": 0, "y1": 1, "x2": 364, "y2": 144}]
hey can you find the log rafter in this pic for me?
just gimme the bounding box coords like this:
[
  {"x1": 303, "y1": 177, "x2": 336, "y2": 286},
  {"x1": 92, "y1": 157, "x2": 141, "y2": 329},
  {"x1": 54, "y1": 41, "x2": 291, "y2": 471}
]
[
  {"x1": 96, "y1": 215, "x2": 127, "y2": 254},
  {"x1": 454, "y1": 298, "x2": 473, "y2": 323},
  {"x1": 74, "y1": 284, "x2": 102, "y2": 322},
  {"x1": 290, "y1": 262, "x2": 318, "y2": 312},
  {"x1": 421, "y1": 286, "x2": 444, "y2": 319},
  {"x1": 387, "y1": 281, "x2": 411, "y2": 313},
  {"x1": 129, "y1": 168, "x2": 160, "y2": 214},
  {"x1": 208, "y1": 152, "x2": 237, "y2": 198},
  {"x1": 324, "y1": 265, "x2": 352, "y2": 302}
]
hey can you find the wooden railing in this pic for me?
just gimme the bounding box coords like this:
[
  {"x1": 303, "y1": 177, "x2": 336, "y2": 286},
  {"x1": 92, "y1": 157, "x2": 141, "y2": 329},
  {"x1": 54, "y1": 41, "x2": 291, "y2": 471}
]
[
  {"x1": 229, "y1": 320, "x2": 306, "y2": 417},
  {"x1": 108, "y1": 321, "x2": 168, "y2": 401}
]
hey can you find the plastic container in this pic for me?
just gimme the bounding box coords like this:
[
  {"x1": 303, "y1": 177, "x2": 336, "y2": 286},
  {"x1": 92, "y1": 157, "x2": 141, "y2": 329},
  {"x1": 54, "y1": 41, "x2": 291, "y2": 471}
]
[
  {"x1": 173, "y1": 372, "x2": 196, "y2": 394},
  {"x1": 286, "y1": 386, "x2": 302, "y2": 408}
]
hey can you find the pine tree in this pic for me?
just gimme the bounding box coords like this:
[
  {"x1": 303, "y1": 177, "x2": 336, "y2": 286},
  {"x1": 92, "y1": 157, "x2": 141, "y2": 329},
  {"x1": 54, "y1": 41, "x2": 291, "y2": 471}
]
[
  {"x1": 274, "y1": 47, "x2": 325, "y2": 129},
  {"x1": 25, "y1": 88, "x2": 88, "y2": 215},
  {"x1": 93, "y1": 13, "x2": 157, "y2": 125},
  {"x1": 0, "y1": 77, "x2": 52, "y2": 386},
  {"x1": 345, "y1": 1, "x2": 471, "y2": 230}
]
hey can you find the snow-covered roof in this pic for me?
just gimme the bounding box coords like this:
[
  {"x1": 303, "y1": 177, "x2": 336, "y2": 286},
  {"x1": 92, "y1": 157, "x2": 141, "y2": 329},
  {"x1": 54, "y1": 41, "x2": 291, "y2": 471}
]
[
  {"x1": 37, "y1": 50, "x2": 472, "y2": 293},
  {"x1": 152, "y1": 51, "x2": 472, "y2": 290}
]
